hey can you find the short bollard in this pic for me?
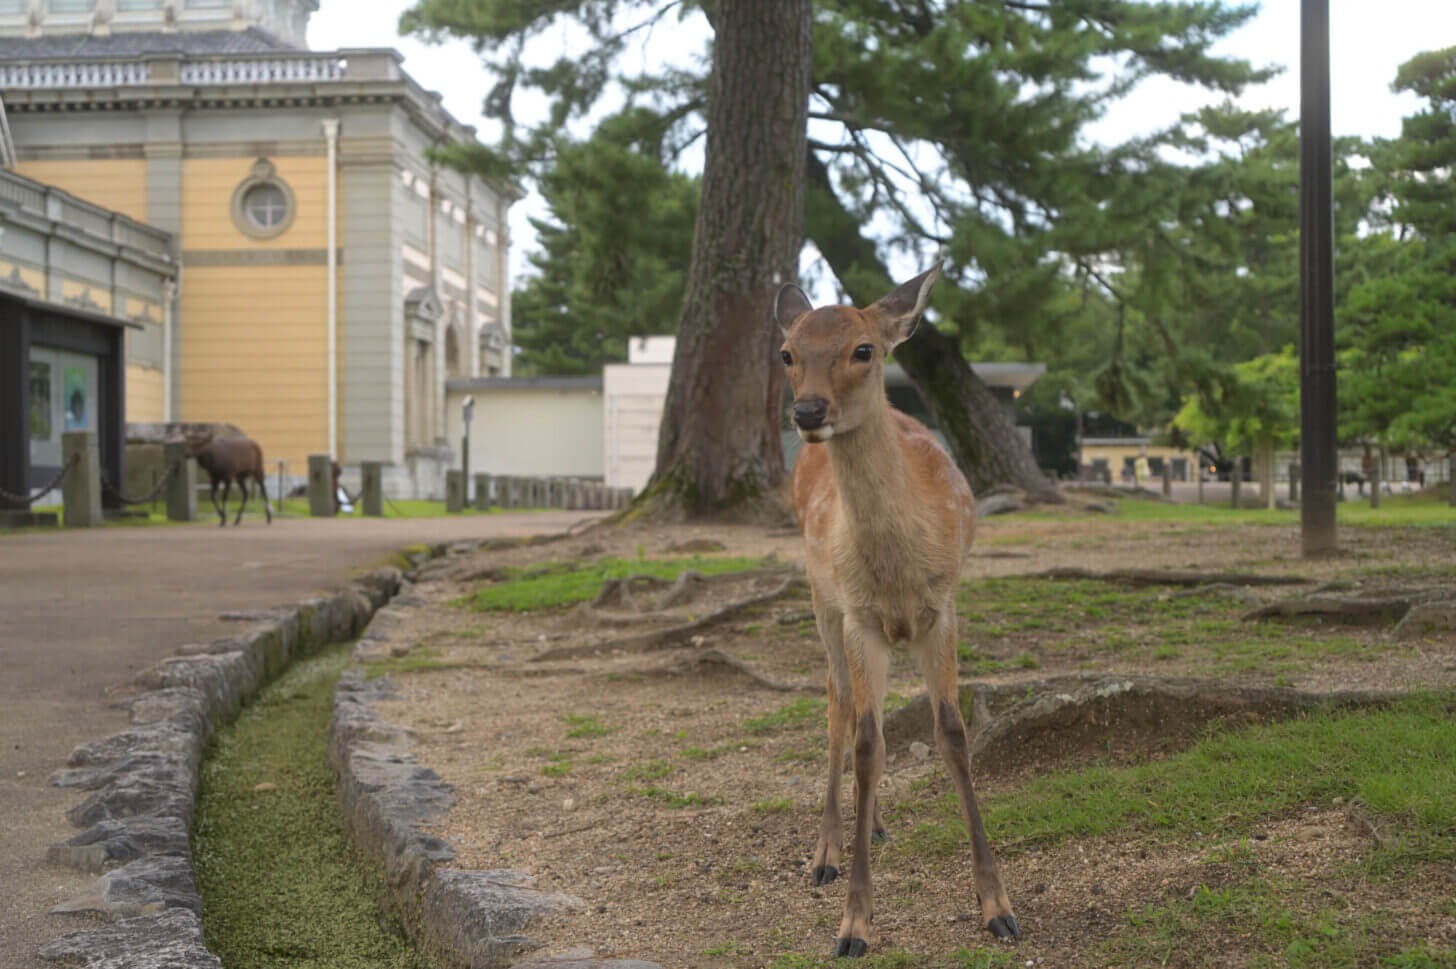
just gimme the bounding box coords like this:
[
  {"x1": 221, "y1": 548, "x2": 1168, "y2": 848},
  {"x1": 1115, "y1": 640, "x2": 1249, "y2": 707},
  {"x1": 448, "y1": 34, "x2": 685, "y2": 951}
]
[
  {"x1": 307, "y1": 455, "x2": 334, "y2": 517},
  {"x1": 475, "y1": 473, "x2": 492, "y2": 511},
  {"x1": 446, "y1": 470, "x2": 465, "y2": 513},
  {"x1": 61, "y1": 430, "x2": 102, "y2": 528},
  {"x1": 1288, "y1": 462, "x2": 1300, "y2": 504},
  {"x1": 361, "y1": 461, "x2": 383, "y2": 517},
  {"x1": 163, "y1": 441, "x2": 196, "y2": 522},
  {"x1": 501, "y1": 476, "x2": 517, "y2": 510}
]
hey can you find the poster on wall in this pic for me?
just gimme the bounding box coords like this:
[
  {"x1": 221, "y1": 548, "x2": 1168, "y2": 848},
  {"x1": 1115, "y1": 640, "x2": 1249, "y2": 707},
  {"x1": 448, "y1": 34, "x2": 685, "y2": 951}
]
[
  {"x1": 29, "y1": 362, "x2": 52, "y2": 440},
  {"x1": 64, "y1": 366, "x2": 88, "y2": 431}
]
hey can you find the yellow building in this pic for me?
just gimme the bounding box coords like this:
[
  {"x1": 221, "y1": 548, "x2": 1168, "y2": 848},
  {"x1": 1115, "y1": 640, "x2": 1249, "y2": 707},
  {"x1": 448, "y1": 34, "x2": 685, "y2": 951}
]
[
  {"x1": 2, "y1": 0, "x2": 519, "y2": 497},
  {"x1": 1078, "y1": 437, "x2": 1201, "y2": 484}
]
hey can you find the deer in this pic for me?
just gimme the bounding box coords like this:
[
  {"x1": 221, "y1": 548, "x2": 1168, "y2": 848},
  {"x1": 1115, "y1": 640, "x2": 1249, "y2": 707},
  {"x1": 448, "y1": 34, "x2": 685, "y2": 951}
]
[
  {"x1": 184, "y1": 431, "x2": 272, "y2": 527},
  {"x1": 775, "y1": 264, "x2": 1018, "y2": 958}
]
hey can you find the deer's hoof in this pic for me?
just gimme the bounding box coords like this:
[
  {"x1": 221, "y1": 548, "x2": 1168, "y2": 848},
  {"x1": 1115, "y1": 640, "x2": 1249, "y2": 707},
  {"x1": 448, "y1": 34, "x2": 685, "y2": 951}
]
[
  {"x1": 987, "y1": 915, "x2": 1020, "y2": 939},
  {"x1": 834, "y1": 936, "x2": 868, "y2": 958},
  {"x1": 871, "y1": 827, "x2": 889, "y2": 845},
  {"x1": 812, "y1": 865, "x2": 839, "y2": 886}
]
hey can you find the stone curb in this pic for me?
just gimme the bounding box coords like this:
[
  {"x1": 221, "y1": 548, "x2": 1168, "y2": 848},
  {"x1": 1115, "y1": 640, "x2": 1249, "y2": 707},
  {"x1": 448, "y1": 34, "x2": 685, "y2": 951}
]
[
  {"x1": 36, "y1": 565, "x2": 405, "y2": 968},
  {"x1": 328, "y1": 558, "x2": 662, "y2": 969}
]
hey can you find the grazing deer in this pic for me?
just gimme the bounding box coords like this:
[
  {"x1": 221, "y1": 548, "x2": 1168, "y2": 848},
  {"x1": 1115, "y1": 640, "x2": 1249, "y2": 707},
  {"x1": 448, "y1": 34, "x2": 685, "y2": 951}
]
[
  {"x1": 776, "y1": 265, "x2": 1018, "y2": 957},
  {"x1": 185, "y1": 432, "x2": 272, "y2": 527}
]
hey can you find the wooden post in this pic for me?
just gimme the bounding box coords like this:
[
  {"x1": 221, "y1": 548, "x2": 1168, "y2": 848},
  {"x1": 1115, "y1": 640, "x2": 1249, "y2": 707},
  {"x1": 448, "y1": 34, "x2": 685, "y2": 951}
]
[
  {"x1": 163, "y1": 441, "x2": 196, "y2": 522},
  {"x1": 446, "y1": 470, "x2": 465, "y2": 513},
  {"x1": 474, "y1": 473, "x2": 492, "y2": 511},
  {"x1": 1230, "y1": 459, "x2": 1242, "y2": 510},
  {"x1": 1289, "y1": 462, "x2": 1300, "y2": 504},
  {"x1": 61, "y1": 431, "x2": 102, "y2": 527},
  {"x1": 361, "y1": 461, "x2": 383, "y2": 517},
  {"x1": 1370, "y1": 452, "x2": 1380, "y2": 509},
  {"x1": 307, "y1": 455, "x2": 334, "y2": 517}
]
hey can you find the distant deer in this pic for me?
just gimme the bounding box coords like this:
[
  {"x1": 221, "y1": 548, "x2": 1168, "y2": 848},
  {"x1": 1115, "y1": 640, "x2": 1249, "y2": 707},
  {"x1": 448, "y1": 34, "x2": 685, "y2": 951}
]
[
  {"x1": 185, "y1": 432, "x2": 272, "y2": 527},
  {"x1": 776, "y1": 265, "x2": 1018, "y2": 958}
]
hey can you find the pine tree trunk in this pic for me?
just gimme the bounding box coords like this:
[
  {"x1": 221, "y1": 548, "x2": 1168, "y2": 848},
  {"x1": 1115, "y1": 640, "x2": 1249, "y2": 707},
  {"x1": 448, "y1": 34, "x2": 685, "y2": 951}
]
[
  {"x1": 804, "y1": 152, "x2": 1059, "y2": 503},
  {"x1": 636, "y1": 0, "x2": 811, "y2": 522}
]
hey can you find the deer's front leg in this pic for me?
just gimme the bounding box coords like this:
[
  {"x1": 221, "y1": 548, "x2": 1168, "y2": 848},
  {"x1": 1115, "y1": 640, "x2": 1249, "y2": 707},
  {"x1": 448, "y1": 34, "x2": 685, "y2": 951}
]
[
  {"x1": 812, "y1": 597, "x2": 851, "y2": 886},
  {"x1": 836, "y1": 621, "x2": 889, "y2": 958}
]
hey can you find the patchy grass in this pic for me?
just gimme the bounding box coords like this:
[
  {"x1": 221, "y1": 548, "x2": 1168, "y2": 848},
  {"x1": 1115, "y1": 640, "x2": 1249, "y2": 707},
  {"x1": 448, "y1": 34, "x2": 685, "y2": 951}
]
[
  {"x1": 743, "y1": 696, "x2": 827, "y2": 735},
  {"x1": 193, "y1": 645, "x2": 427, "y2": 968},
  {"x1": 1018, "y1": 492, "x2": 1455, "y2": 530},
  {"x1": 462, "y1": 555, "x2": 773, "y2": 612},
  {"x1": 564, "y1": 713, "x2": 614, "y2": 738},
  {"x1": 954, "y1": 576, "x2": 1409, "y2": 677},
  {"x1": 891, "y1": 695, "x2": 1456, "y2": 861},
  {"x1": 1103, "y1": 875, "x2": 1456, "y2": 969}
]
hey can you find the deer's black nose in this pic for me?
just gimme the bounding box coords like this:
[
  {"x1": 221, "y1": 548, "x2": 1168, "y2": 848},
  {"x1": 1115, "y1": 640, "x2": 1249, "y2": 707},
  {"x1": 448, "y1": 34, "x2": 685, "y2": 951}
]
[{"x1": 794, "y1": 398, "x2": 828, "y2": 430}]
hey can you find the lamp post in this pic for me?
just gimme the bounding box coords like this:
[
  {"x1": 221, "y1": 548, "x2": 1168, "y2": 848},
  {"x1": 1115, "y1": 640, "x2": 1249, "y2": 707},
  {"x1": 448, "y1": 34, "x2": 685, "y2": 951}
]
[
  {"x1": 461, "y1": 395, "x2": 474, "y2": 507},
  {"x1": 1299, "y1": 0, "x2": 1338, "y2": 556}
]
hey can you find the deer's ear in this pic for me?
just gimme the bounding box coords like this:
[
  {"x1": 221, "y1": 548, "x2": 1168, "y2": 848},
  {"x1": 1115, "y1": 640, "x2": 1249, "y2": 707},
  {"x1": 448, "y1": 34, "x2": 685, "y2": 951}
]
[
  {"x1": 774, "y1": 283, "x2": 814, "y2": 335},
  {"x1": 868, "y1": 262, "x2": 941, "y2": 347}
]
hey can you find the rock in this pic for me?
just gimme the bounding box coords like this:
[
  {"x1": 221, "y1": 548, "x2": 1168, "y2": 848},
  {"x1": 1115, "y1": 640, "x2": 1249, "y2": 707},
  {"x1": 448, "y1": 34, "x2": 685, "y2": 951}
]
[
  {"x1": 421, "y1": 869, "x2": 584, "y2": 969},
  {"x1": 390, "y1": 644, "x2": 412, "y2": 658},
  {"x1": 1292, "y1": 826, "x2": 1322, "y2": 843},
  {"x1": 38, "y1": 908, "x2": 221, "y2": 967},
  {"x1": 976, "y1": 494, "x2": 1024, "y2": 518},
  {"x1": 47, "y1": 816, "x2": 191, "y2": 874},
  {"x1": 51, "y1": 855, "x2": 200, "y2": 918},
  {"x1": 252, "y1": 782, "x2": 276, "y2": 792},
  {"x1": 59, "y1": 753, "x2": 197, "y2": 830},
  {"x1": 562, "y1": 798, "x2": 577, "y2": 812},
  {"x1": 1393, "y1": 603, "x2": 1456, "y2": 641},
  {"x1": 908, "y1": 741, "x2": 931, "y2": 761},
  {"x1": 666, "y1": 538, "x2": 726, "y2": 554}
]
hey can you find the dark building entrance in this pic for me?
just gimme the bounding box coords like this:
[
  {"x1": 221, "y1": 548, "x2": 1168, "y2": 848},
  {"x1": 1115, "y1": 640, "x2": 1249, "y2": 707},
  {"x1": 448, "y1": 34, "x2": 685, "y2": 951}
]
[{"x1": 1, "y1": 290, "x2": 130, "y2": 516}]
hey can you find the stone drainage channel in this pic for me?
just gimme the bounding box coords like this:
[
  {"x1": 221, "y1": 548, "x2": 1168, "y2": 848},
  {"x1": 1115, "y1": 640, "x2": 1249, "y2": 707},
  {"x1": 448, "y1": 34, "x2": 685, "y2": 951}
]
[{"x1": 37, "y1": 539, "x2": 661, "y2": 969}]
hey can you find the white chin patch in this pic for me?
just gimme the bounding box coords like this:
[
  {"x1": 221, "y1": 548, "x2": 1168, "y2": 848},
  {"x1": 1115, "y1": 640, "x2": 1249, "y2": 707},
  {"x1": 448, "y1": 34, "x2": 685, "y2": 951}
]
[{"x1": 798, "y1": 425, "x2": 834, "y2": 443}]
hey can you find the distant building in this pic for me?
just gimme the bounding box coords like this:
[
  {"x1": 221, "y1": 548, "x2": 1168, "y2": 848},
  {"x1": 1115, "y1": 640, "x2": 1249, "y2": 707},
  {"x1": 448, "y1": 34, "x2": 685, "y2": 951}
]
[{"x1": 1, "y1": 0, "x2": 520, "y2": 497}]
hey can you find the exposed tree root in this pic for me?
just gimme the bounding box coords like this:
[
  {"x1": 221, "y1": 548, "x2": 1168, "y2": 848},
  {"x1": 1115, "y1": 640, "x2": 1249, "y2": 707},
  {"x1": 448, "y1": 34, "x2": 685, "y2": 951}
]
[
  {"x1": 533, "y1": 575, "x2": 807, "y2": 662},
  {"x1": 1241, "y1": 596, "x2": 1414, "y2": 625},
  {"x1": 883, "y1": 673, "x2": 1403, "y2": 776},
  {"x1": 1033, "y1": 567, "x2": 1308, "y2": 588},
  {"x1": 610, "y1": 647, "x2": 818, "y2": 693}
]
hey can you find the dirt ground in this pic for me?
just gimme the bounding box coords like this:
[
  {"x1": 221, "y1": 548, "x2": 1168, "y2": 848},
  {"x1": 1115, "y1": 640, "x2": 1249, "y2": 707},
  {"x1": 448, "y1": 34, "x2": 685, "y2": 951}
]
[{"x1": 367, "y1": 500, "x2": 1456, "y2": 968}]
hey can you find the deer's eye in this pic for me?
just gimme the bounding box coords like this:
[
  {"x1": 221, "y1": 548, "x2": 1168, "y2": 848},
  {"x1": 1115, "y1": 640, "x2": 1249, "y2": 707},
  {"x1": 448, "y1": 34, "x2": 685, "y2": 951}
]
[
  {"x1": 781, "y1": 350, "x2": 793, "y2": 367},
  {"x1": 852, "y1": 344, "x2": 874, "y2": 362}
]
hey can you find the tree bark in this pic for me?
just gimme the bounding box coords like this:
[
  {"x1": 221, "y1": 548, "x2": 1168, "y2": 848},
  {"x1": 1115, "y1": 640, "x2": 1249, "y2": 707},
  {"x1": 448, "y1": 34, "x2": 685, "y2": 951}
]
[
  {"x1": 804, "y1": 152, "x2": 1060, "y2": 502},
  {"x1": 638, "y1": 0, "x2": 811, "y2": 522}
]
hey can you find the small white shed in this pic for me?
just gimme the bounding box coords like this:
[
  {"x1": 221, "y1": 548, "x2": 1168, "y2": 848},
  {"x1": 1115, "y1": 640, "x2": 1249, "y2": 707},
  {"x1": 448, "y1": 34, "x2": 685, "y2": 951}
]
[
  {"x1": 603, "y1": 337, "x2": 675, "y2": 491},
  {"x1": 445, "y1": 376, "x2": 604, "y2": 478}
]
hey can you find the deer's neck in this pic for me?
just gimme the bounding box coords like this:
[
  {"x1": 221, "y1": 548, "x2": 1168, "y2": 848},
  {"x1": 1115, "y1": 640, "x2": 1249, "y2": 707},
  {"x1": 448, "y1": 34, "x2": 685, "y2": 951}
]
[{"x1": 825, "y1": 402, "x2": 909, "y2": 525}]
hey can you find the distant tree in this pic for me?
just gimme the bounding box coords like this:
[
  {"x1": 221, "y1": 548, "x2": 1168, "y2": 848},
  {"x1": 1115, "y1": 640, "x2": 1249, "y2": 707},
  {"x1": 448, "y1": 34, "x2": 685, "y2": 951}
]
[
  {"x1": 404, "y1": 0, "x2": 1269, "y2": 506},
  {"x1": 511, "y1": 110, "x2": 698, "y2": 376},
  {"x1": 1174, "y1": 347, "x2": 1298, "y2": 506},
  {"x1": 1337, "y1": 46, "x2": 1456, "y2": 464}
]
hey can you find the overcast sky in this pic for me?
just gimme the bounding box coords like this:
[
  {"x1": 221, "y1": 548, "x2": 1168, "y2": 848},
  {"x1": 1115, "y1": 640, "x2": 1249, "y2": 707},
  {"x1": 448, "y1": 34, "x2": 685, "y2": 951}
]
[{"x1": 308, "y1": 1, "x2": 1452, "y2": 284}]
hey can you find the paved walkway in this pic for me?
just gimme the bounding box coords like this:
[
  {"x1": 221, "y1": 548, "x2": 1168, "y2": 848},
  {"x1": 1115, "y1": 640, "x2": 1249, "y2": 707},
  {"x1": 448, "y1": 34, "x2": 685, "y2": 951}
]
[{"x1": 0, "y1": 511, "x2": 599, "y2": 969}]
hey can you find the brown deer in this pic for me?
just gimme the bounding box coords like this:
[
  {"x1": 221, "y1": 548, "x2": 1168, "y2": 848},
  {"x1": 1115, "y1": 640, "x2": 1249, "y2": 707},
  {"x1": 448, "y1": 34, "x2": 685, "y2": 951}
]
[
  {"x1": 185, "y1": 432, "x2": 272, "y2": 527},
  {"x1": 776, "y1": 264, "x2": 1018, "y2": 957}
]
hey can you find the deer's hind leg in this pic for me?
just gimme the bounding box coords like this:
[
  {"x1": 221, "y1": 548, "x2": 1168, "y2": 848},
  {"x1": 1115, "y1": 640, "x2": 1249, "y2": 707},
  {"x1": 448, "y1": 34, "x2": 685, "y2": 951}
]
[
  {"x1": 255, "y1": 472, "x2": 272, "y2": 524},
  {"x1": 233, "y1": 476, "x2": 249, "y2": 525},
  {"x1": 811, "y1": 589, "x2": 853, "y2": 887},
  {"x1": 915, "y1": 610, "x2": 1019, "y2": 940},
  {"x1": 215, "y1": 478, "x2": 230, "y2": 527}
]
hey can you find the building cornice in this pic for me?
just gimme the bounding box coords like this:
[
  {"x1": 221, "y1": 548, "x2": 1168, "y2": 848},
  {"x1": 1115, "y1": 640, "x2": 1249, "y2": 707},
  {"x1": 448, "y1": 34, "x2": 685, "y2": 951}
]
[{"x1": 1, "y1": 48, "x2": 525, "y2": 205}]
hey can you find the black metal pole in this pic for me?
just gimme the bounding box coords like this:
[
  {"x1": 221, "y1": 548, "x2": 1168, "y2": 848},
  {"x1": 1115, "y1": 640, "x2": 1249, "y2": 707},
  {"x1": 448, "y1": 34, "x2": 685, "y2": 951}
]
[{"x1": 1299, "y1": 0, "x2": 1338, "y2": 556}]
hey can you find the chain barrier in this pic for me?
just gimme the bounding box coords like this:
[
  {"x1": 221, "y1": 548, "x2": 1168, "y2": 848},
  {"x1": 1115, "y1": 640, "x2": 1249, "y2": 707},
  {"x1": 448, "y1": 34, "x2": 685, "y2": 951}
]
[
  {"x1": 0, "y1": 453, "x2": 79, "y2": 506},
  {"x1": 99, "y1": 458, "x2": 185, "y2": 506}
]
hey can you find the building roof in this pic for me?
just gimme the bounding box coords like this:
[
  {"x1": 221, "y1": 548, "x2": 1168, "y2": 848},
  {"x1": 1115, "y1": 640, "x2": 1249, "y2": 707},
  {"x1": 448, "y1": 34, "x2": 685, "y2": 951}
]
[
  {"x1": 447, "y1": 376, "x2": 604, "y2": 393},
  {"x1": 0, "y1": 27, "x2": 296, "y2": 60}
]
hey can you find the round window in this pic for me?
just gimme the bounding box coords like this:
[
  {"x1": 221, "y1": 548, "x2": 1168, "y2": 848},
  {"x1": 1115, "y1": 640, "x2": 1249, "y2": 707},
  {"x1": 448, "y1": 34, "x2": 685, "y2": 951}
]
[{"x1": 243, "y1": 183, "x2": 288, "y2": 230}]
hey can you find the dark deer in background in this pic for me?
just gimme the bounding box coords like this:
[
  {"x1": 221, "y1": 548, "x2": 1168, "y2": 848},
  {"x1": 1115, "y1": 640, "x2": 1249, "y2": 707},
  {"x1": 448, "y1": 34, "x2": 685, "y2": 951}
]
[{"x1": 185, "y1": 432, "x2": 272, "y2": 527}]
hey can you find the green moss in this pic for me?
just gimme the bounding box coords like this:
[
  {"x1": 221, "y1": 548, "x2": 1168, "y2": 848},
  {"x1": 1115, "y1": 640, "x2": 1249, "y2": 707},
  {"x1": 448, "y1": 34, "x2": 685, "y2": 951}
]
[
  {"x1": 464, "y1": 555, "x2": 774, "y2": 612},
  {"x1": 193, "y1": 645, "x2": 427, "y2": 968}
]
